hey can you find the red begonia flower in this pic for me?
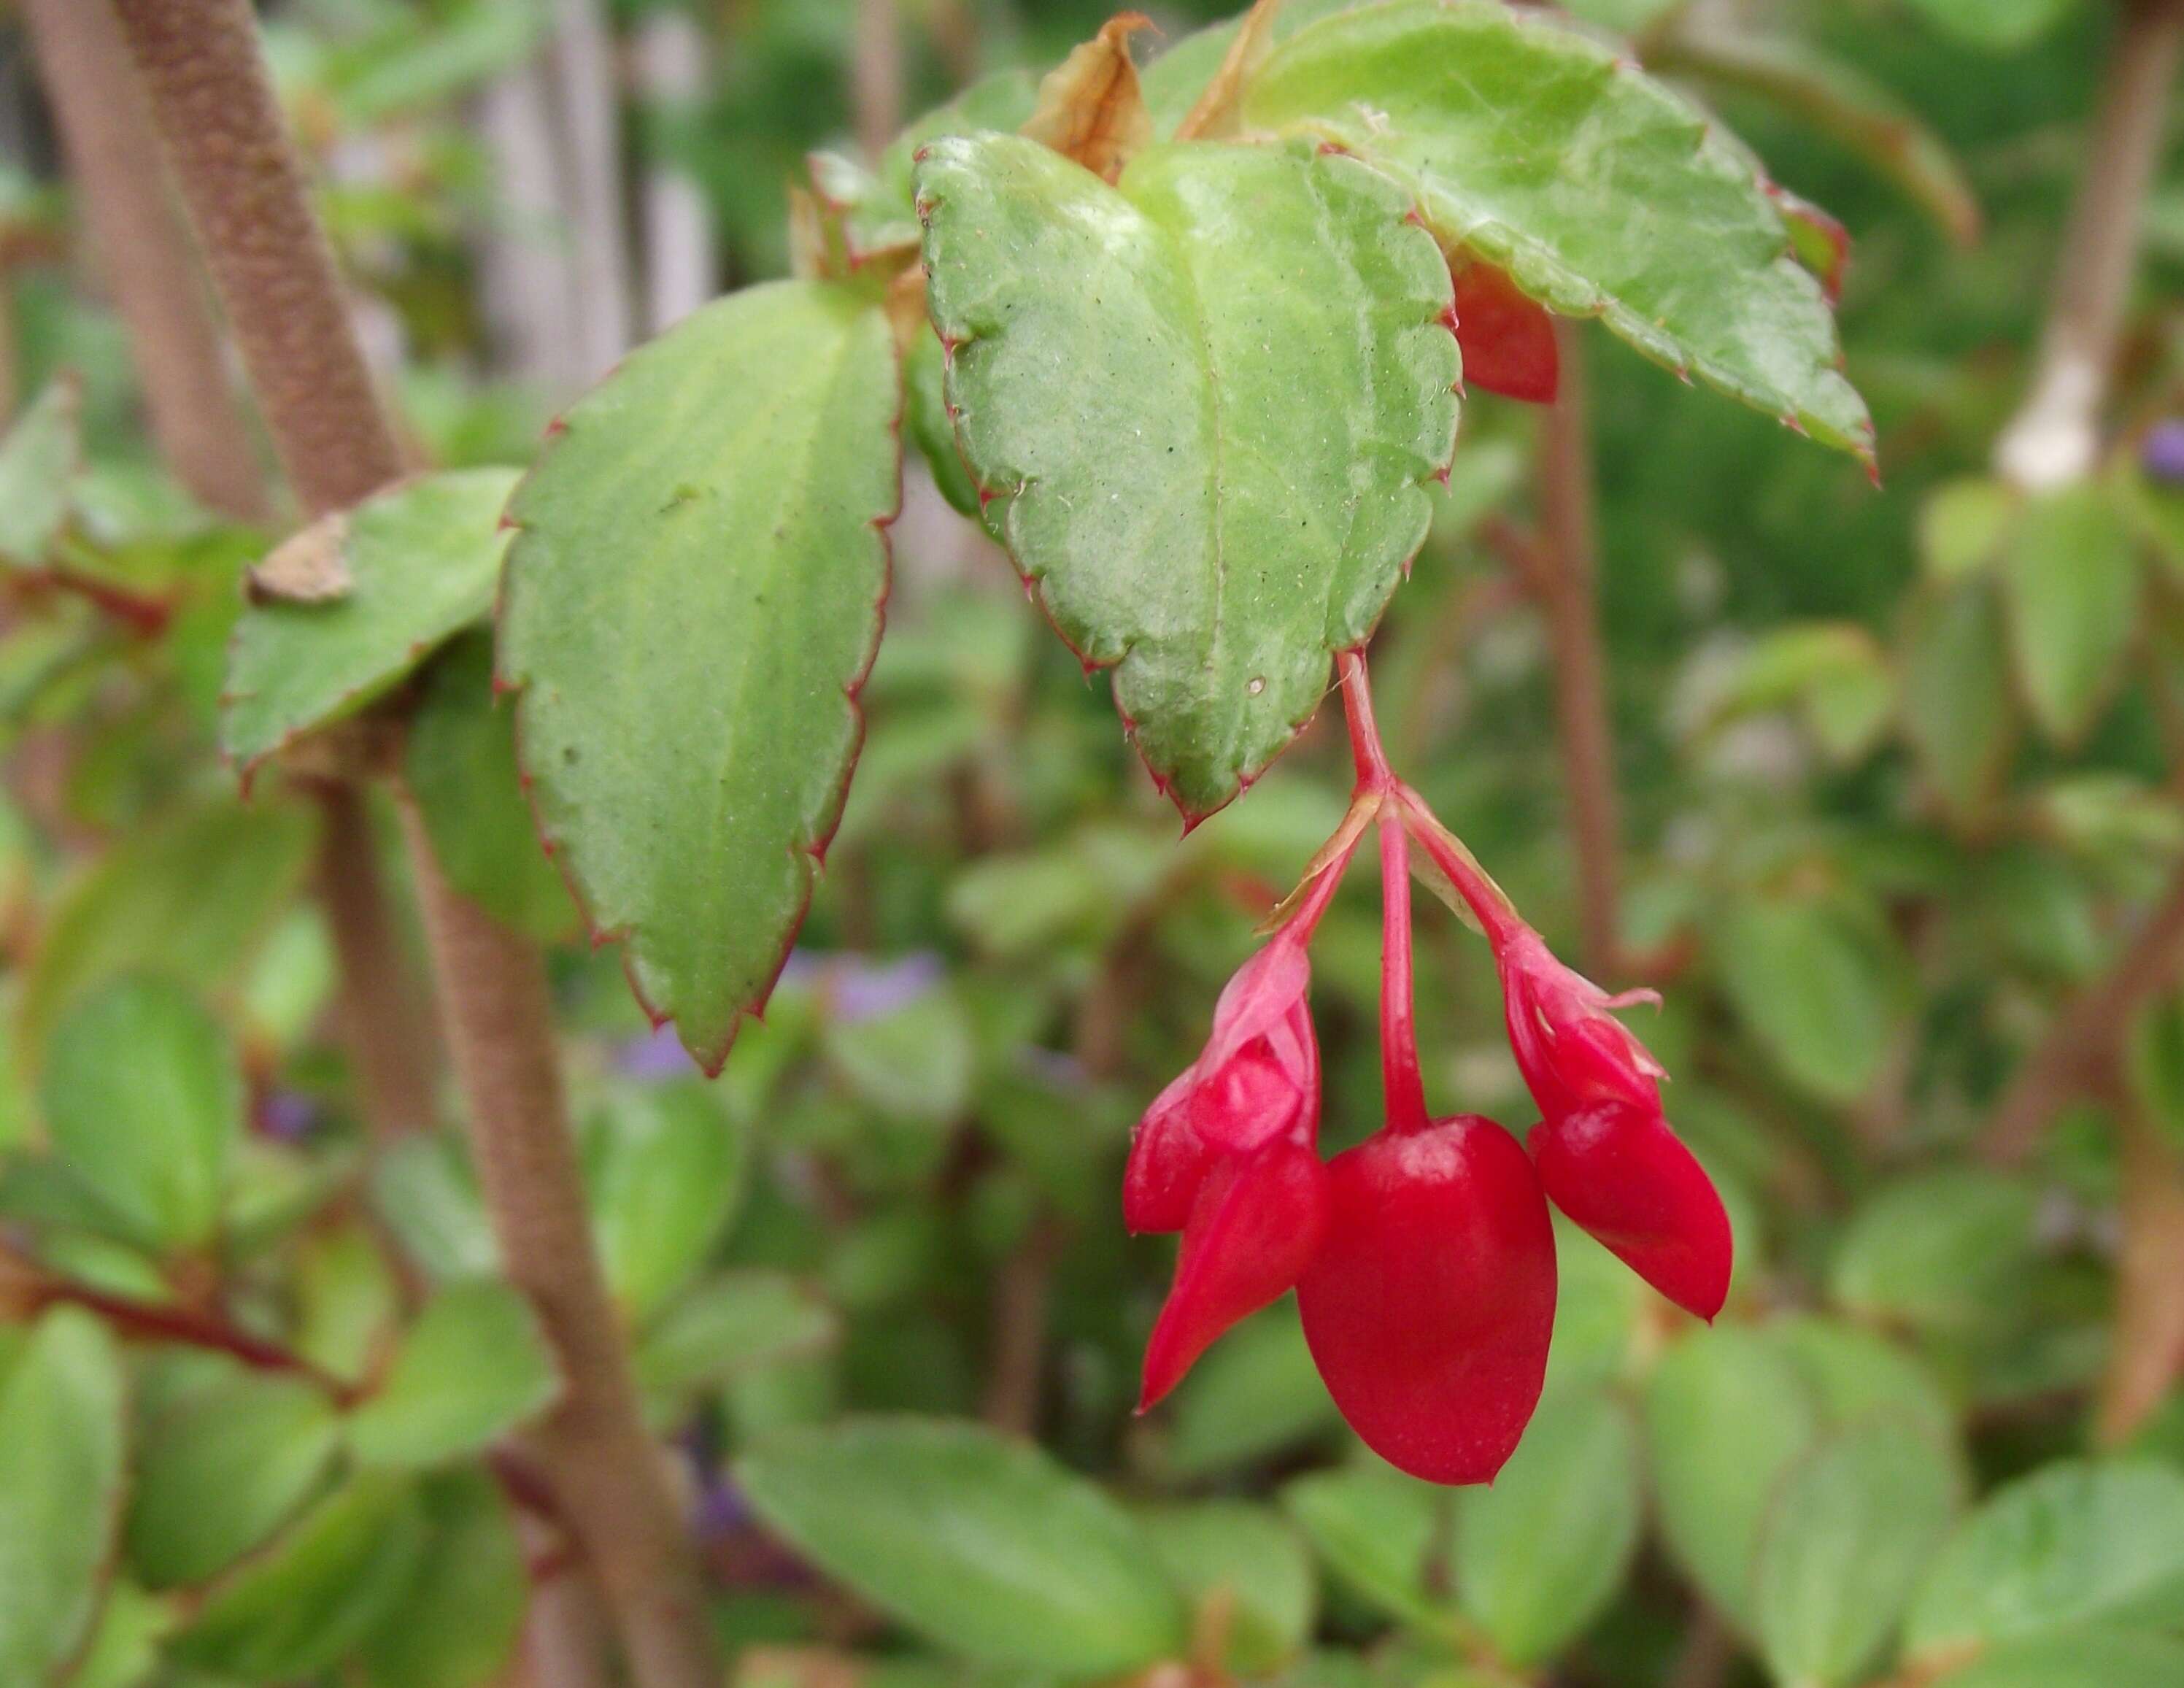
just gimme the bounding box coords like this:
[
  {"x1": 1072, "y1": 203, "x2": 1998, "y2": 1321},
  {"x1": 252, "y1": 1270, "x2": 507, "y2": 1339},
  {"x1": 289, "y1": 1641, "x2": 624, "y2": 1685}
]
[
  {"x1": 1297, "y1": 1114, "x2": 1556, "y2": 1484},
  {"x1": 1451, "y1": 260, "x2": 1559, "y2": 404},
  {"x1": 1495, "y1": 928, "x2": 1666, "y2": 1123}
]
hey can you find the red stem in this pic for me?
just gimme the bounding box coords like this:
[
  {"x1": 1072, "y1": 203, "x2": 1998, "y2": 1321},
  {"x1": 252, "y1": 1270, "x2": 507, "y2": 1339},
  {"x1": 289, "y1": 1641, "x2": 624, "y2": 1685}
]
[
  {"x1": 1378, "y1": 810, "x2": 1431, "y2": 1134},
  {"x1": 1338, "y1": 649, "x2": 1397, "y2": 793}
]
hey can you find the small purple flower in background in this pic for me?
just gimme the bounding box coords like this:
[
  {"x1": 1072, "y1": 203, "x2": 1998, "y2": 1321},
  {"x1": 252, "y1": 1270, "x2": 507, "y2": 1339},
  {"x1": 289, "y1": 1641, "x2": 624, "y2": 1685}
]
[
  {"x1": 2142, "y1": 420, "x2": 2184, "y2": 486},
  {"x1": 255, "y1": 1090, "x2": 320, "y2": 1142},
  {"x1": 615, "y1": 1022, "x2": 699, "y2": 1082},
  {"x1": 822, "y1": 951, "x2": 942, "y2": 1024}
]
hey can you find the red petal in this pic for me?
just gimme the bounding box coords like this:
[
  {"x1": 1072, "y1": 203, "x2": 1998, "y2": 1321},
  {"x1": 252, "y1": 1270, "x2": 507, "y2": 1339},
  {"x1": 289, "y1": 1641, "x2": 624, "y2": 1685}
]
[
  {"x1": 1138, "y1": 1141, "x2": 1329, "y2": 1410},
  {"x1": 1297, "y1": 1117, "x2": 1556, "y2": 1484},
  {"x1": 1451, "y1": 262, "x2": 1559, "y2": 405},
  {"x1": 1529, "y1": 1105, "x2": 1732, "y2": 1321},
  {"x1": 1123, "y1": 1089, "x2": 1214, "y2": 1234}
]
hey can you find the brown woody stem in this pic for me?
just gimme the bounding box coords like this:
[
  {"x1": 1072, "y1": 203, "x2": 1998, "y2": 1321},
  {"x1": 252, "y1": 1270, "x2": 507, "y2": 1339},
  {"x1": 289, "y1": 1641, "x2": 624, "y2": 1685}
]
[
  {"x1": 24, "y1": 0, "x2": 441, "y2": 1149},
  {"x1": 20, "y1": 0, "x2": 265, "y2": 524},
  {"x1": 1532, "y1": 319, "x2": 1624, "y2": 978},
  {"x1": 2094, "y1": 1108, "x2": 2184, "y2": 1445},
  {"x1": 107, "y1": 4, "x2": 717, "y2": 1683},
  {"x1": 1981, "y1": 859, "x2": 2184, "y2": 1165}
]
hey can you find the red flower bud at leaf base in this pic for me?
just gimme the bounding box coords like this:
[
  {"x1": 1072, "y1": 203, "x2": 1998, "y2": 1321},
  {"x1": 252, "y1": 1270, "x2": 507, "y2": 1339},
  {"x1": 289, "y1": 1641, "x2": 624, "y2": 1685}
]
[
  {"x1": 1451, "y1": 260, "x2": 1559, "y2": 404},
  {"x1": 1297, "y1": 1116, "x2": 1556, "y2": 1485},
  {"x1": 1529, "y1": 1104, "x2": 1732, "y2": 1322},
  {"x1": 1496, "y1": 929, "x2": 1665, "y2": 1122},
  {"x1": 1138, "y1": 1139, "x2": 1329, "y2": 1410},
  {"x1": 1495, "y1": 929, "x2": 1731, "y2": 1320},
  {"x1": 1125, "y1": 936, "x2": 1318, "y2": 1235}
]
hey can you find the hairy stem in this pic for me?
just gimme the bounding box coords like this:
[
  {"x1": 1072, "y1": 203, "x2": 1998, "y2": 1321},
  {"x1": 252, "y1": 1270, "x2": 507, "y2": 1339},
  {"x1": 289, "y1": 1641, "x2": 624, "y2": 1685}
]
[
  {"x1": 20, "y1": 0, "x2": 264, "y2": 524},
  {"x1": 311, "y1": 782, "x2": 440, "y2": 1141},
  {"x1": 26, "y1": 0, "x2": 439, "y2": 1148},
  {"x1": 1994, "y1": 0, "x2": 2184, "y2": 490},
  {"x1": 108, "y1": 5, "x2": 717, "y2": 1682},
  {"x1": 400, "y1": 799, "x2": 717, "y2": 1688},
  {"x1": 1982, "y1": 858, "x2": 2184, "y2": 1165},
  {"x1": 1533, "y1": 320, "x2": 1624, "y2": 977}
]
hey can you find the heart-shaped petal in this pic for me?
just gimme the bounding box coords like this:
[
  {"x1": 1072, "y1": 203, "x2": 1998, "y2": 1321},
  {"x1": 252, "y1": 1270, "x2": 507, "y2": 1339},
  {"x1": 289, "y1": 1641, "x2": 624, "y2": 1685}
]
[{"x1": 1298, "y1": 1115, "x2": 1556, "y2": 1484}]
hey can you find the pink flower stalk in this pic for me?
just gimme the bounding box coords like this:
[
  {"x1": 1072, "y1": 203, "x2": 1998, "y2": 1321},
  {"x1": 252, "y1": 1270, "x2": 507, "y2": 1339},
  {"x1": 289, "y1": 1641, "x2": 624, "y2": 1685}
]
[{"x1": 1127, "y1": 651, "x2": 1726, "y2": 1481}]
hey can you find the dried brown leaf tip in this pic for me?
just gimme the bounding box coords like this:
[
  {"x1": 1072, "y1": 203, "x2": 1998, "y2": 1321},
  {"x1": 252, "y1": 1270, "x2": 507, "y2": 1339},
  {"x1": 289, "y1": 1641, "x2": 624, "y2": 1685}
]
[
  {"x1": 1022, "y1": 12, "x2": 1157, "y2": 184},
  {"x1": 1176, "y1": 0, "x2": 1283, "y2": 142},
  {"x1": 247, "y1": 510, "x2": 352, "y2": 606}
]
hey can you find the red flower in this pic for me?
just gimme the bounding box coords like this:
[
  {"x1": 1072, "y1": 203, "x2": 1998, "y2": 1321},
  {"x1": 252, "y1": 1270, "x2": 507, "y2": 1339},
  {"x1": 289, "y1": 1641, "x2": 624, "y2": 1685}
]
[
  {"x1": 1127, "y1": 930, "x2": 1330, "y2": 1408},
  {"x1": 1494, "y1": 929, "x2": 1732, "y2": 1321},
  {"x1": 1450, "y1": 258, "x2": 1559, "y2": 405},
  {"x1": 1297, "y1": 1114, "x2": 1556, "y2": 1485}
]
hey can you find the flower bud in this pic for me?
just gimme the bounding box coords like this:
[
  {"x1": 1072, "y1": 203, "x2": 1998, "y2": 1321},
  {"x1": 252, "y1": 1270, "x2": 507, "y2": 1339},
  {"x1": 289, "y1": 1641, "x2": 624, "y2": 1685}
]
[
  {"x1": 1124, "y1": 936, "x2": 1319, "y2": 1235},
  {"x1": 1450, "y1": 260, "x2": 1559, "y2": 404},
  {"x1": 1495, "y1": 928, "x2": 1665, "y2": 1123},
  {"x1": 1529, "y1": 1104, "x2": 1732, "y2": 1321},
  {"x1": 1297, "y1": 1114, "x2": 1556, "y2": 1485}
]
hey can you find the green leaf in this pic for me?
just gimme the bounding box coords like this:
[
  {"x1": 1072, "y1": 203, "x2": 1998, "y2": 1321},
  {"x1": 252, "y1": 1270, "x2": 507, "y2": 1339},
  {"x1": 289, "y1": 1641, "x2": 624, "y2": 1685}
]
[
  {"x1": 403, "y1": 629, "x2": 577, "y2": 942},
  {"x1": 1281, "y1": 1465, "x2": 1449, "y2": 1635},
  {"x1": 1901, "y1": 577, "x2": 2016, "y2": 824},
  {"x1": 1645, "y1": 1323, "x2": 1821, "y2": 1630},
  {"x1": 0, "y1": 376, "x2": 82, "y2": 567},
  {"x1": 1141, "y1": 1502, "x2": 1317, "y2": 1676},
  {"x1": 736, "y1": 1417, "x2": 1189, "y2": 1673},
  {"x1": 1830, "y1": 1169, "x2": 2040, "y2": 1335},
  {"x1": 2000, "y1": 484, "x2": 2140, "y2": 744},
  {"x1": 172, "y1": 1476, "x2": 428, "y2": 1681},
  {"x1": 1654, "y1": 32, "x2": 1980, "y2": 249},
  {"x1": 1769, "y1": 1314, "x2": 1959, "y2": 1452},
  {"x1": 1713, "y1": 892, "x2": 1899, "y2": 1104},
  {"x1": 585, "y1": 1082, "x2": 749, "y2": 1321},
  {"x1": 22, "y1": 798, "x2": 315, "y2": 1057},
  {"x1": 66, "y1": 1579, "x2": 173, "y2": 1688},
  {"x1": 126, "y1": 1357, "x2": 341, "y2": 1589},
  {"x1": 0, "y1": 1309, "x2": 127, "y2": 1684},
  {"x1": 1693, "y1": 623, "x2": 1894, "y2": 765},
  {"x1": 918, "y1": 134, "x2": 1458, "y2": 817},
  {"x1": 371, "y1": 1130, "x2": 498, "y2": 1284},
  {"x1": 1919, "y1": 478, "x2": 2016, "y2": 581},
  {"x1": 499, "y1": 280, "x2": 899, "y2": 1071},
  {"x1": 1905, "y1": 1462, "x2": 2184, "y2": 1657},
  {"x1": 1238, "y1": 0, "x2": 1872, "y2": 461},
  {"x1": 358, "y1": 1471, "x2": 525, "y2": 1688},
  {"x1": 42, "y1": 977, "x2": 241, "y2": 1254},
  {"x1": 903, "y1": 326, "x2": 980, "y2": 517},
  {"x1": 821, "y1": 987, "x2": 975, "y2": 1125},
  {"x1": 1937, "y1": 1630, "x2": 2184, "y2": 1688},
  {"x1": 1754, "y1": 1419, "x2": 1961, "y2": 1688},
  {"x1": 222, "y1": 468, "x2": 520, "y2": 781},
  {"x1": 635, "y1": 1271, "x2": 839, "y2": 1425},
  {"x1": 346, "y1": 1282, "x2": 559, "y2": 1468},
  {"x1": 1900, "y1": 0, "x2": 2080, "y2": 50},
  {"x1": 1454, "y1": 1390, "x2": 1642, "y2": 1666},
  {"x1": 1161, "y1": 1302, "x2": 1345, "y2": 1478}
]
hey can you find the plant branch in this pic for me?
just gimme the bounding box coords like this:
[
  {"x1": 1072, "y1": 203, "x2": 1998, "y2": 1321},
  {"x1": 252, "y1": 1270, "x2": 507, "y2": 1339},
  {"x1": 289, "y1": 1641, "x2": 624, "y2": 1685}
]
[
  {"x1": 1994, "y1": 0, "x2": 2184, "y2": 491},
  {"x1": 1532, "y1": 320, "x2": 1625, "y2": 978},
  {"x1": 107, "y1": 5, "x2": 717, "y2": 1683},
  {"x1": 309, "y1": 782, "x2": 440, "y2": 1141},
  {"x1": 20, "y1": 0, "x2": 265, "y2": 524},
  {"x1": 26, "y1": 0, "x2": 441, "y2": 1149},
  {"x1": 853, "y1": 0, "x2": 903, "y2": 163},
  {"x1": 2095, "y1": 1106, "x2": 2184, "y2": 1446},
  {"x1": 1981, "y1": 858, "x2": 2184, "y2": 1165},
  {"x1": 0, "y1": 1238, "x2": 359, "y2": 1400}
]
